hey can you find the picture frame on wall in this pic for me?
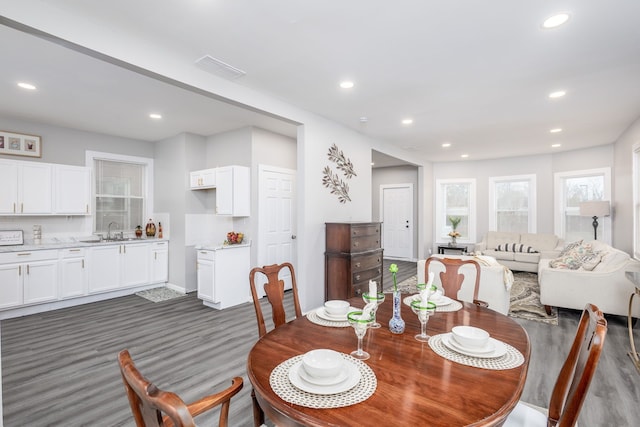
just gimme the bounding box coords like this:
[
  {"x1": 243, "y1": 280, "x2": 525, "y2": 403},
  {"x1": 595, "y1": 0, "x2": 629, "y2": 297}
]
[{"x1": 0, "y1": 130, "x2": 42, "y2": 158}]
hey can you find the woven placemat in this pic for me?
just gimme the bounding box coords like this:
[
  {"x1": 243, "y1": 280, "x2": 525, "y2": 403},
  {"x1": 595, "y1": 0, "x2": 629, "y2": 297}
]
[
  {"x1": 429, "y1": 333, "x2": 524, "y2": 370},
  {"x1": 306, "y1": 310, "x2": 350, "y2": 327},
  {"x1": 270, "y1": 353, "x2": 377, "y2": 408},
  {"x1": 403, "y1": 295, "x2": 462, "y2": 312}
]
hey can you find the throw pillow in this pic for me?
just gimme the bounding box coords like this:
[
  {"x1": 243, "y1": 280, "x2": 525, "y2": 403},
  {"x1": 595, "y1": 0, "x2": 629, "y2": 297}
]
[
  {"x1": 496, "y1": 243, "x2": 538, "y2": 253},
  {"x1": 580, "y1": 252, "x2": 602, "y2": 271},
  {"x1": 549, "y1": 253, "x2": 582, "y2": 270},
  {"x1": 559, "y1": 240, "x2": 583, "y2": 257}
]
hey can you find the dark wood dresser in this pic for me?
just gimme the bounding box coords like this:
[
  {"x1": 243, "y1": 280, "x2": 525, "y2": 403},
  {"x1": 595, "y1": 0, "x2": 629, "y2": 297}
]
[{"x1": 325, "y1": 222, "x2": 383, "y2": 300}]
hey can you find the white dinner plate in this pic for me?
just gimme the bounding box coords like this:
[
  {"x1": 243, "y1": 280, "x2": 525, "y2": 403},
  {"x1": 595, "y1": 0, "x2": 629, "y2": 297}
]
[
  {"x1": 403, "y1": 294, "x2": 453, "y2": 307},
  {"x1": 447, "y1": 335, "x2": 495, "y2": 354},
  {"x1": 288, "y1": 360, "x2": 361, "y2": 394},
  {"x1": 297, "y1": 362, "x2": 350, "y2": 386},
  {"x1": 441, "y1": 333, "x2": 508, "y2": 359},
  {"x1": 315, "y1": 307, "x2": 359, "y2": 322}
]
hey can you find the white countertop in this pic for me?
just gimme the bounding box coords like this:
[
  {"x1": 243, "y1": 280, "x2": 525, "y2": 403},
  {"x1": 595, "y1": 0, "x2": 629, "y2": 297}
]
[
  {"x1": 195, "y1": 241, "x2": 251, "y2": 251},
  {"x1": 0, "y1": 238, "x2": 168, "y2": 253}
]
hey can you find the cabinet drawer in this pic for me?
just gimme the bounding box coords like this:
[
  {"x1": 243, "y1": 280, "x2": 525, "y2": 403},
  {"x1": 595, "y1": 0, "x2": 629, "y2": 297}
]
[
  {"x1": 351, "y1": 234, "x2": 381, "y2": 251},
  {"x1": 59, "y1": 248, "x2": 86, "y2": 258},
  {"x1": 0, "y1": 250, "x2": 58, "y2": 263},
  {"x1": 351, "y1": 224, "x2": 381, "y2": 238},
  {"x1": 352, "y1": 274, "x2": 382, "y2": 297},
  {"x1": 352, "y1": 265, "x2": 382, "y2": 285},
  {"x1": 197, "y1": 250, "x2": 214, "y2": 261},
  {"x1": 351, "y1": 251, "x2": 383, "y2": 273}
]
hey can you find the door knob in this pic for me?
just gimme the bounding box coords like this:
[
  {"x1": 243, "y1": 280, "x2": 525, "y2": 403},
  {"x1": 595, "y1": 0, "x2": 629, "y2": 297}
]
[{"x1": 291, "y1": 235, "x2": 297, "y2": 240}]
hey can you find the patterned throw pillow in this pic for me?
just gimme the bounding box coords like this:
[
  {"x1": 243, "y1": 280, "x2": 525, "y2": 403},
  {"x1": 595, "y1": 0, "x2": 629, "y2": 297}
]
[
  {"x1": 559, "y1": 240, "x2": 583, "y2": 257},
  {"x1": 496, "y1": 243, "x2": 538, "y2": 253},
  {"x1": 550, "y1": 241, "x2": 601, "y2": 270},
  {"x1": 580, "y1": 252, "x2": 602, "y2": 271},
  {"x1": 549, "y1": 254, "x2": 582, "y2": 270}
]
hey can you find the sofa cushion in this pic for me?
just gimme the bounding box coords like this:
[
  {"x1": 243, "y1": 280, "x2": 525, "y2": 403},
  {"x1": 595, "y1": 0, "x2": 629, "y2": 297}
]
[
  {"x1": 486, "y1": 232, "x2": 522, "y2": 250},
  {"x1": 489, "y1": 250, "x2": 516, "y2": 261},
  {"x1": 496, "y1": 243, "x2": 538, "y2": 253},
  {"x1": 520, "y1": 233, "x2": 559, "y2": 252},
  {"x1": 514, "y1": 252, "x2": 540, "y2": 263}
]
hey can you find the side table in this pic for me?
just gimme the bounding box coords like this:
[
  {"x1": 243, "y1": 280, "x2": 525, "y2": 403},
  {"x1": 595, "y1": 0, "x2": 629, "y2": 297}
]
[
  {"x1": 624, "y1": 271, "x2": 640, "y2": 374},
  {"x1": 437, "y1": 245, "x2": 468, "y2": 255}
]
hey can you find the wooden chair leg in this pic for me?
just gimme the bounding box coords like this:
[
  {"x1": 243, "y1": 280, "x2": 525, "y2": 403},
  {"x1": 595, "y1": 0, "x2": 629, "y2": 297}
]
[
  {"x1": 544, "y1": 305, "x2": 552, "y2": 315},
  {"x1": 251, "y1": 388, "x2": 265, "y2": 427}
]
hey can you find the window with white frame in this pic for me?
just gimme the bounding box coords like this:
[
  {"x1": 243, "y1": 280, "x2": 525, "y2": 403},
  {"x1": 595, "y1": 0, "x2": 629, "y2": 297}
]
[
  {"x1": 489, "y1": 175, "x2": 536, "y2": 233},
  {"x1": 87, "y1": 151, "x2": 154, "y2": 234},
  {"x1": 633, "y1": 143, "x2": 640, "y2": 259},
  {"x1": 554, "y1": 168, "x2": 611, "y2": 243},
  {"x1": 435, "y1": 179, "x2": 476, "y2": 243}
]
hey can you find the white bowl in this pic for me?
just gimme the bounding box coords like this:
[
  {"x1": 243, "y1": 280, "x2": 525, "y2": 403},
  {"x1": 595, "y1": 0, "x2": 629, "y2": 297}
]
[
  {"x1": 451, "y1": 326, "x2": 490, "y2": 349},
  {"x1": 301, "y1": 349, "x2": 343, "y2": 379},
  {"x1": 324, "y1": 300, "x2": 350, "y2": 316}
]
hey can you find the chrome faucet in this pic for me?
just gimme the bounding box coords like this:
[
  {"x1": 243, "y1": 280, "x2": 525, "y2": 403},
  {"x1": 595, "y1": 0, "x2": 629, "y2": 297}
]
[{"x1": 107, "y1": 221, "x2": 119, "y2": 240}]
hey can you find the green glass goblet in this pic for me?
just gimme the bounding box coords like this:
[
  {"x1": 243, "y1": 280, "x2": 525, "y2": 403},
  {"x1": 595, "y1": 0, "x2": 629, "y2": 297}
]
[
  {"x1": 362, "y1": 292, "x2": 385, "y2": 328},
  {"x1": 410, "y1": 300, "x2": 436, "y2": 342},
  {"x1": 347, "y1": 310, "x2": 375, "y2": 360}
]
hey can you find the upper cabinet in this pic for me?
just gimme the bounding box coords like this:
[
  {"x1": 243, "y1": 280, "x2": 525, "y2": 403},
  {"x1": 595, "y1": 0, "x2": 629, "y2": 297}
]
[
  {"x1": 190, "y1": 165, "x2": 250, "y2": 217},
  {"x1": 0, "y1": 159, "x2": 90, "y2": 216},
  {"x1": 54, "y1": 164, "x2": 91, "y2": 215},
  {"x1": 0, "y1": 160, "x2": 52, "y2": 214}
]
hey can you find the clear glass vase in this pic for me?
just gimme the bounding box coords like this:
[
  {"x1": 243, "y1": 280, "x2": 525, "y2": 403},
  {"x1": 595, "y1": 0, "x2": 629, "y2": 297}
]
[{"x1": 388, "y1": 290, "x2": 405, "y2": 334}]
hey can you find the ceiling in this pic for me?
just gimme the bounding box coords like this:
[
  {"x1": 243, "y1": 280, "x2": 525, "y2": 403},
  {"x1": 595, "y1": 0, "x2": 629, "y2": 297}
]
[{"x1": 1, "y1": 1, "x2": 640, "y2": 164}]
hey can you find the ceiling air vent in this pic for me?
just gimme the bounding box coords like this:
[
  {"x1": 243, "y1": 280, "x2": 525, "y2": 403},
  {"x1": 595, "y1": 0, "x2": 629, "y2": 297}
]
[{"x1": 195, "y1": 55, "x2": 246, "y2": 80}]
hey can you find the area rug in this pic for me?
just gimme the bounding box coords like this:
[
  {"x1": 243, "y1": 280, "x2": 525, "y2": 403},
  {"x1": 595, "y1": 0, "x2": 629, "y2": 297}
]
[
  {"x1": 384, "y1": 272, "x2": 558, "y2": 325},
  {"x1": 135, "y1": 287, "x2": 186, "y2": 303}
]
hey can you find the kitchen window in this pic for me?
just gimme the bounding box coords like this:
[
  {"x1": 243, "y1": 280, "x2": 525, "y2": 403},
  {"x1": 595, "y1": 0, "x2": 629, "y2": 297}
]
[
  {"x1": 435, "y1": 178, "x2": 476, "y2": 243},
  {"x1": 87, "y1": 151, "x2": 154, "y2": 234},
  {"x1": 489, "y1": 174, "x2": 536, "y2": 233}
]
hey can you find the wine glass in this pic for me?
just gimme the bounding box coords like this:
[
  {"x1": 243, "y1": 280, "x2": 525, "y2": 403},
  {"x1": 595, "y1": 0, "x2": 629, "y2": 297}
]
[
  {"x1": 410, "y1": 300, "x2": 436, "y2": 342},
  {"x1": 347, "y1": 310, "x2": 375, "y2": 360},
  {"x1": 362, "y1": 292, "x2": 385, "y2": 328}
]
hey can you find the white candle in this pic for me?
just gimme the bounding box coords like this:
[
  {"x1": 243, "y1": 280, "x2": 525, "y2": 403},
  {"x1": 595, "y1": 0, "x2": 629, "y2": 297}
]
[{"x1": 369, "y1": 280, "x2": 377, "y2": 297}]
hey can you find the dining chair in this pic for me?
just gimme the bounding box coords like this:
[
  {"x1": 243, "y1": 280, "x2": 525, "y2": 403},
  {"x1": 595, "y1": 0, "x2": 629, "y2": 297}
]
[
  {"x1": 503, "y1": 303, "x2": 607, "y2": 427},
  {"x1": 117, "y1": 349, "x2": 243, "y2": 427},
  {"x1": 424, "y1": 257, "x2": 488, "y2": 307},
  {"x1": 249, "y1": 262, "x2": 303, "y2": 338},
  {"x1": 249, "y1": 262, "x2": 302, "y2": 427}
]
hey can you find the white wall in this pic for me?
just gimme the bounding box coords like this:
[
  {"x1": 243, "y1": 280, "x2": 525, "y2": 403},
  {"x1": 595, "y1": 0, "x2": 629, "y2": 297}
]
[{"x1": 614, "y1": 116, "x2": 640, "y2": 254}]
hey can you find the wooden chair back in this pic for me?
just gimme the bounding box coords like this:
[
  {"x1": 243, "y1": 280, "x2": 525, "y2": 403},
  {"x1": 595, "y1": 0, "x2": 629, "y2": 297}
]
[
  {"x1": 424, "y1": 257, "x2": 487, "y2": 306},
  {"x1": 547, "y1": 303, "x2": 607, "y2": 427},
  {"x1": 249, "y1": 262, "x2": 302, "y2": 338},
  {"x1": 117, "y1": 349, "x2": 243, "y2": 427}
]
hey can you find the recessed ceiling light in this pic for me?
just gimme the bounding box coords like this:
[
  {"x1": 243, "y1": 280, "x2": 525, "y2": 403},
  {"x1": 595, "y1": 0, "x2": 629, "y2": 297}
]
[
  {"x1": 339, "y1": 81, "x2": 354, "y2": 89},
  {"x1": 551, "y1": 143, "x2": 562, "y2": 148},
  {"x1": 461, "y1": 154, "x2": 469, "y2": 158},
  {"x1": 550, "y1": 128, "x2": 563, "y2": 133},
  {"x1": 549, "y1": 90, "x2": 566, "y2": 99},
  {"x1": 442, "y1": 143, "x2": 451, "y2": 148},
  {"x1": 542, "y1": 13, "x2": 570, "y2": 29},
  {"x1": 17, "y1": 82, "x2": 36, "y2": 90},
  {"x1": 149, "y1": 113, "x2": 162, "y2": 119},
  {"x1": 401, "y1": 118, "x2": 413, "y2": 125}
]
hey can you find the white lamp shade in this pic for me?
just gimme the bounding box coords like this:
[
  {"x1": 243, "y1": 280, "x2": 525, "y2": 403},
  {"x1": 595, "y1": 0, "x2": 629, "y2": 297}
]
[{"x1": 579, "y1": 201, "x2": 610, "y2": 217}]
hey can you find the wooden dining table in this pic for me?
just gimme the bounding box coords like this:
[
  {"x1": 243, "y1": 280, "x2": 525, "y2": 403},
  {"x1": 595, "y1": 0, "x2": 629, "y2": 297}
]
[{"x1": 247, "y1": 295, "x2": 531, "y2": 426}]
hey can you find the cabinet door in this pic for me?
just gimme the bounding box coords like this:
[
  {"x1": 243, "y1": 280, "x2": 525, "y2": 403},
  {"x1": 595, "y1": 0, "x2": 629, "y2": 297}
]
[
  {"x1": 19, "y1": 162, "x2": 52, "y2": 214},
  {"x1": 121, "y1": 243, "x2": 149, "y2": 287},
  {"x1": 215, "y1": 167, "x2": 233, "y2": 214},
  {"x1": 0, "y1": 263, "x2": 22, "y2": 308},
  {"x1": 197, "y1": 253, "x2": 214, "y2": 302},
  {"x1": 0, "y1": 161, "x2": 18, "y2": 213},
  {"x1": 89, "y1": 245, "x2": 121, "y2": 293},
  {"x1": 55, "y1": 165, "x2": 91, "y2": 214},
  {"x1": 59, "y1": 256, "x2": 87, "y2": 298},
  {"x1": 150, "y1": 243, "x2": 168, "y2": 283},
  {"x1": 23, "y1": 259, "x2": 58, "y2": 304},
  {"x1": 190, "y1": 169, "x2": 216, "y2": 189}
]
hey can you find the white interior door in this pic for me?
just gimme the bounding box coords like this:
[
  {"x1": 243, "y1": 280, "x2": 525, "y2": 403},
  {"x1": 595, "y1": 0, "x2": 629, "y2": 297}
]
[
  {"x1": 380, "y1": 184, "x2": 413, "y2": 259},
  {"x1": 258, "y1": 165, "x2": 297, "y2": 296}
]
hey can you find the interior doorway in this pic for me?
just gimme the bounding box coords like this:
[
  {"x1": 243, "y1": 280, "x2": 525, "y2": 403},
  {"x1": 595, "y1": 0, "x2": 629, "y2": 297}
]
[{"x1": 380, "y1": 184, "x2": 414, "y2": 260}]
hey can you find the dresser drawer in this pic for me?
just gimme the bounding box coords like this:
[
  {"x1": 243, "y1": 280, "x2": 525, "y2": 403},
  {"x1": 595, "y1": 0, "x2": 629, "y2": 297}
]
[
  {"x1": 351, "y1": 224, "x2": 381, "y2": 238},
  {"x1": 351, "y1": 250, "x2": 383, "y2": 273},
  {"x1": 352, "y1": 265, "x2": 382, "y2": 286},
  {"x1": 351, "y1": 234, "x2": 381, "y2": 251}
]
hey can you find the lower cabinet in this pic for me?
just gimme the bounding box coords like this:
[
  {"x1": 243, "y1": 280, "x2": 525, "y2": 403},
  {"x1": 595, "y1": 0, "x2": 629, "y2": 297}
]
[
  {"x1": 59, "y1": 248, "x2": 88, "y2": 299},
  {"x1": 0, "y1": 250, "x2": 58, "y2": 309},
  {"x1": 89, "y1": 242, "x2": 150, "y2": 293},
  {"x1": 149, "y1": 241, "x2": 169, "y2": 283},
  {"x1": 196, "y1": 244, "x2": 250, "y2": 309}
]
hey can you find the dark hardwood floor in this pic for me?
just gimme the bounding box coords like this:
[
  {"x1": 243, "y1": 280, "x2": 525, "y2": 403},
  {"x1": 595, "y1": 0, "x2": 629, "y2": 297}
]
[{"x1": 1, "y1": 289, "x2": 638, "y2": 426}]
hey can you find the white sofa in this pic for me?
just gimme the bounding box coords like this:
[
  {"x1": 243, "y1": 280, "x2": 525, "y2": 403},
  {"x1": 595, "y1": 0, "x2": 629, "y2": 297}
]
[
  {"x1": 418, "y1": 254, "x2": 513, "y2": 315},
  {"x1": 538, "y1": 240, "x2": 640, "y2": 318},
  {"x1": 475, "y1": 231, "x2": 564, "y2": 273}
]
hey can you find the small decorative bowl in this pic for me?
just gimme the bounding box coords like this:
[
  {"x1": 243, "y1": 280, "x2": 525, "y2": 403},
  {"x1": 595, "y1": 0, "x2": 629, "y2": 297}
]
[
  {"x1": 324, "y1": 300, "x2": 350, "y2": 316},
  {"x1": 301, "y1": 349, "x2": 343, "y2": 379},
  {"x1": 451, "y1": 326, "x2": 490, "y2": 349}
]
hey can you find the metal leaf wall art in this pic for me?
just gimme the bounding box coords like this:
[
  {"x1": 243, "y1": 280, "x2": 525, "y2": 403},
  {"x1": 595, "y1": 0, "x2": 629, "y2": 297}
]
[{"x1": 322, "y1": 143, "x2": 357, "y2": 204}]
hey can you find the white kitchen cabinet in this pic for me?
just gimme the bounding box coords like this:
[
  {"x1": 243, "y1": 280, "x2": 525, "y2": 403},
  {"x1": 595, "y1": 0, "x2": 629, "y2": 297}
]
[
  {"x1": 0, "y1": 250, "x2": 58, "y2": 308},
  {"x1": 215, "y1": 166, "x2": 250, "y2": 216},
  {"x1": 54, "y1": 165, "x2": 91, "y2": 215},
  {"x1": 190, "y1": 168, "x2": 216, "y2": 189},
  {"x1": 149, "y1": 241, "x2": 168, "y2": 283},
  {"x1": 0, "y1": 159, "x2": 52, "y2": 215},
  {"x1": 89, "y1": 242, "x2": 150, "y2": 293},
  {"x1": 59, "y1": 248, "x2": 88, "y2": 298},
  {"x1": 196, "y1": 244, "x2": 251, "y2": 309}
]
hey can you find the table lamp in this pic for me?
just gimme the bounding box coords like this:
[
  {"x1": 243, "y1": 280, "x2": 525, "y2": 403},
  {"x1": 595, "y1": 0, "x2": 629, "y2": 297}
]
[{"x1": 579, "y1": 201, "x2": 610, "y2": 240}]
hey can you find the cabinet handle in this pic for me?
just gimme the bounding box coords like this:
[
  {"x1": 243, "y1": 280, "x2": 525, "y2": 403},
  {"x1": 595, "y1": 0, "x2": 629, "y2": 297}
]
[
  {"x1": 13, "y1": 202, "x2": 16, "y2": 213},
  {"x1": 18, "y1": 252, "x2": 32, "y2": 256},
  {"x1": 21, "y1": 203, "x2": 24, "y2": 213},
  {"x1": 69, "y1": 249, "x2": 81, "y2": 252},
  {"x1": 82, "y1": 260, "x2": 85, "y2": 269},
  {"x1": 355, "y1": 262, "x2": 361, "y2": 268},
  {"x1": 154, "y1": 253, "x2": 157, "y2": 260},
  {"x1": 119, "y1": 245, "x2": 122, "y2": 254},
  {"x1": 375, "y1": 240, "x2": 379, "y2": 245},
  {"x1": 377, "y1": 258, "x2": 381, "y2": 263},
  {"x1": 26, "y1": 264, "x2": 30, "y2": 275},
  {"x1": 355, "y1": 274, "x2": 361, "y2": 281},
  {"x1": 353, "y1": 241, "x2": 359, "y2": 247},
  {"x1": 18, "y1": 265, "x2": 21, "y2": 276},
  {"x1": 123, "y1": 245, "x2": 126, "y2": 254},
  {"x1": 355, "y1": 288, "x2": 362, "y2": 296},
  {"x1": 86, "y1": 204, "x2": 89, "y2": 213}
]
